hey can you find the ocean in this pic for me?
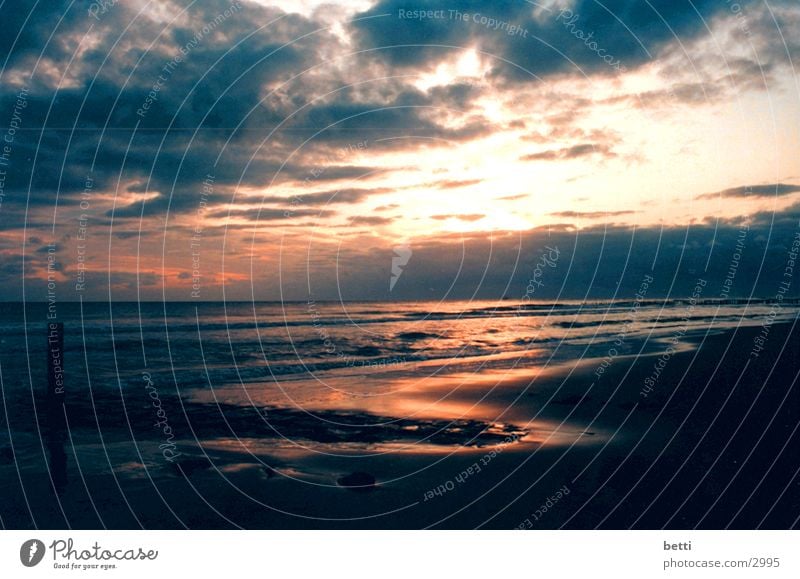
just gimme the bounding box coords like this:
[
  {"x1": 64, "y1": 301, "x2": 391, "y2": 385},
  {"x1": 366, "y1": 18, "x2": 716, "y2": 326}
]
[{"x1": 2, "y1": 299, "x2": 796, "y2": 397}]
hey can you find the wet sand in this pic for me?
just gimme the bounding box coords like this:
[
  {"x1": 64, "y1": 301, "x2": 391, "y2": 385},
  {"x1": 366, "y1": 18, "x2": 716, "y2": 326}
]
[{"x1": 1, "y1": 322, "x2": 798, "y2": 529}]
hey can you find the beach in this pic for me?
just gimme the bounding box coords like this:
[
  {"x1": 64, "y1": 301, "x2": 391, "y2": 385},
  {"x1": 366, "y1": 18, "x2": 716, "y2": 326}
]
[{"x1": 0, "y1": 301, "x2": 798, "y2": 529}]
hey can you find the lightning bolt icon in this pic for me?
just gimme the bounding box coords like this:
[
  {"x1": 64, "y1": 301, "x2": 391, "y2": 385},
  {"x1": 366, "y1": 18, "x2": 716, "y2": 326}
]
[{"x1": 390, "y1": 245, "x2": 412, "y2": 291}]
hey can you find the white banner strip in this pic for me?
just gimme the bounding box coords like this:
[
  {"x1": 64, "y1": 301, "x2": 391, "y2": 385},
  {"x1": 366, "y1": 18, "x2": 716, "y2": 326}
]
[{"x1": 1, "y1": 531, "x2": 798, "y2": 578}]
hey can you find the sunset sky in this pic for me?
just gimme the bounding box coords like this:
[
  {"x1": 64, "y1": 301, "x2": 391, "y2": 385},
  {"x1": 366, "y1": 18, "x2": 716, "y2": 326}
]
[{"x1": 1, "y1": 0, "x2": 799, "y2": 300}]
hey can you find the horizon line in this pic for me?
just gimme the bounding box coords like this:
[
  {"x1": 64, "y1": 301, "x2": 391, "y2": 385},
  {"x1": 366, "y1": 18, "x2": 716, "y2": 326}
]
[{"x1": 3, "y1": 296, "x2": 798, "y2": 304}]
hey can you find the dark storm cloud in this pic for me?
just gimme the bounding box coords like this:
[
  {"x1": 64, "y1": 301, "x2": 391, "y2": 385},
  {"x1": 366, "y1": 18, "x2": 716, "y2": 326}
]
[
  {"x1": 324, "y1": 213, "x2": 800, "y2": 302},
  {"x1": 262, "y1": 186, "x2": 393, "y2": 206},
  {"x1": 206, "y1": 207, "x2": 334, "y2": 221},
  {"x1": 711, "y1": 201, "x2": 800, "y2": 230},
  {"x1": 0, "y1": 0, "x2": 495, "y2": 229},
  {"x1": 10, "y1": 200, "x2": 800, "y2": 302},
  {"x1": 0, "y1": 0, "x2": 330, "y2": 215},
  {"x1": 5, "y1": 0, "x2": 781, "y2": 236},
  {"x1": 0, "y1": 121, "x2": 392, "y2": 218},
  {"x1": 109, "y1": 271, "x2": 160, "y2": 292},
  {"x1": 350, "y1": 0, "x2": 746, "y2": 81},
  {"x1": 737, "y1": 1, "x2": 800, "y2": 67},
  {"x1": 296, "y1": 97, "x2": 492, "y2": 144},
  {"x1": 426, "y1": 82, "x2": 485, "y2": 109},
  {"x1": 696, "y1": 183, "x2": 800, "y2": 200},
  {"x1": 0, "y1": 0, "x2": 74, "y2": 68},
  {"x1": 282, "y1": 166, "x2": 397, "y2": 184}
]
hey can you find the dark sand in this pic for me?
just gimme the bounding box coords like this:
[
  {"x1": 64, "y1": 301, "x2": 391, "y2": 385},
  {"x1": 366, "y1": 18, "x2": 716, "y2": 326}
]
[{"x1": 1, "y1": 322, "x2": 798, "y2": 529}]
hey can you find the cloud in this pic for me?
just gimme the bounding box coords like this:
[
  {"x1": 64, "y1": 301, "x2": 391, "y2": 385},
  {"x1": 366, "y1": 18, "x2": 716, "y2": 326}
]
[
  {"x1": 521, "y1": 143, "x2": 616, "y2": 162},
  {"x1": 277, "y1": 215, "x2": 800, "y2": 302},
  {"x1": 1, "y1": 0, "x2": 798, "y2": 304},
  {"x1": 9, "y1": 203, "x2": 800, "y2": 301},
  {"x1": 207, "y1": 208, "x2": 334, "y2": 221},
  {"x1": 708, "y1": 201, "x2": 800, "y2": 230},
  {"x1": 0, "y1": 1, "x2": 404, "y2": 213},
  {"x1": 348, "y1": 215, "x2": 394, "y2": 226},
  {"x1": 696, "y1": 183, "x2": 800, "y2": 200},
  {"x1": 350, "y1": 0, "x2": 750, "y2": 83},
  {"x1": 0, "y1": 0, "x2": 73, "y2": 69},
  {"x1": 430, "y1": 214, "x2": 485, "y2": 222},
  {"x1": 261, "y1": 187, "x2": 393, "y2": 207},
  {"x1": 549, "y1": 210, "x2": 637, "y2": 219},
  {"x1": 434, "y1": 178, "x2": 483, "y2": 190}
]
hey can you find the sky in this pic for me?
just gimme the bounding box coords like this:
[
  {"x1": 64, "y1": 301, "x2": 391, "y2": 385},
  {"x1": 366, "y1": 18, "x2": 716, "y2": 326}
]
[{"x1": 0, "y1": 0, "x2": 799, "y2": 301}]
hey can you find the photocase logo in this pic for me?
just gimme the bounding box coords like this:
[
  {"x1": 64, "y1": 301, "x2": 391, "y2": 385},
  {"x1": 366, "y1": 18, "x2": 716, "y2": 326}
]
[
  {"x1": 390, "y1": 245, "x2": 412, "y2": 291},
  {"x1": 20, "y1": 539, "x2": 46, "y2": 567}
]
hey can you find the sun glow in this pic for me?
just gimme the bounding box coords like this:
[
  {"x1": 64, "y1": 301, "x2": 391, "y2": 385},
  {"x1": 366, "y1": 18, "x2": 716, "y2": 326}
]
[{"x1": 414, "y1": 48, "x2": 484, "y2": 91}]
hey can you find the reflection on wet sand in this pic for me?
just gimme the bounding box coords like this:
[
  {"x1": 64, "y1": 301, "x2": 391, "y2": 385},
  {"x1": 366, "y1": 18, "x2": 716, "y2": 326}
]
[{"x1": 183, "y1": 361, "x2": 604, "y2": 457}]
